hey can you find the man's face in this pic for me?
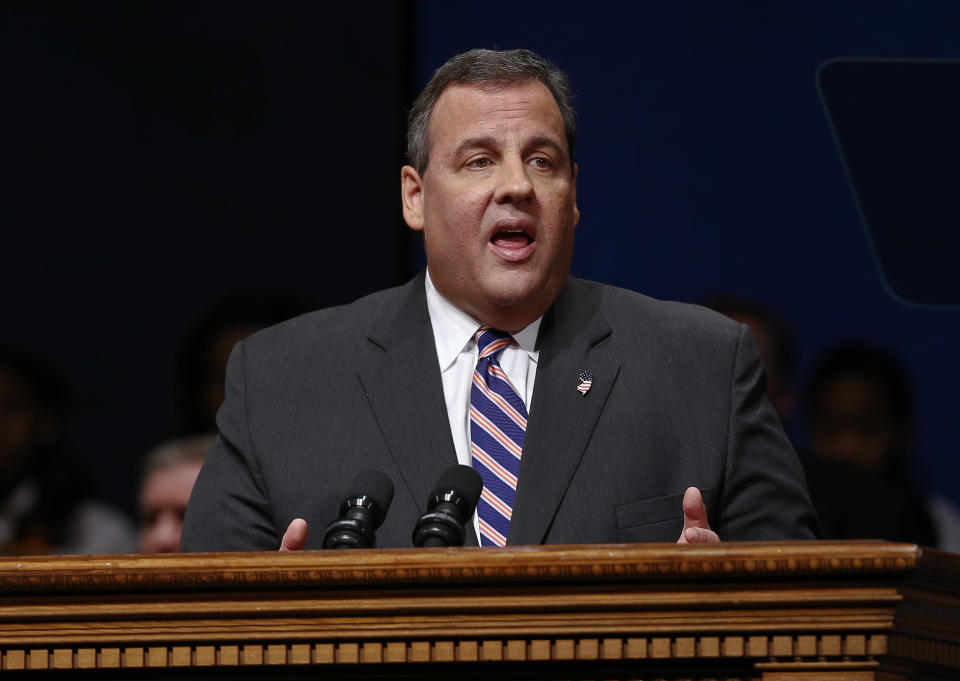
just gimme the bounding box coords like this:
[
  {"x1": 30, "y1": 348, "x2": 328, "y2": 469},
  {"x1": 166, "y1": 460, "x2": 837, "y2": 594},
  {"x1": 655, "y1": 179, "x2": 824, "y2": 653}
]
[
  {"x1": 139, "y1": 460, "x2": 204, "y2": 553},
  {"x1": 810, "y1": 375, "x2": 906, "y2": 472},
  {"x1": 401, "y1": 80, "x2": 579, "y2": 331}
]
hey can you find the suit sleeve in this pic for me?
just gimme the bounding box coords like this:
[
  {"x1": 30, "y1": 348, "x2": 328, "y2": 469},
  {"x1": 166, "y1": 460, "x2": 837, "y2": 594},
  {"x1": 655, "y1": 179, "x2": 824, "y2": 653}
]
[
  {"x1": 180, "y1": 341, "x2": 280, "y2": 551},
  {"x1": 716, "y1": 324, "x2": 820, "y2": 540}
]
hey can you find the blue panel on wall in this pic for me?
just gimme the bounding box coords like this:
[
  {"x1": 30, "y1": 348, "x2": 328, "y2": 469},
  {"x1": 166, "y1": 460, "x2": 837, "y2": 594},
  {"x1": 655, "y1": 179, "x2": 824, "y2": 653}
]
[
  {"x1": 412, "y1": 1, "x2": 960, "y2": 503},
  {"x1": 819, "y1": 58, "x2": 960, "y2": 306}
]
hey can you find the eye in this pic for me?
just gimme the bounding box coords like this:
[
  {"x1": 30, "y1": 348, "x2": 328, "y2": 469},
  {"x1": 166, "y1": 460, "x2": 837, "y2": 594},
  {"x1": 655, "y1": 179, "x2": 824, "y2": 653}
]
[
  {"x1": 530, "y1": 156, "x2": 552, "y2": 170},
  {"x1": 467, "y1": 157, "x2": 492, "y2": 170}
]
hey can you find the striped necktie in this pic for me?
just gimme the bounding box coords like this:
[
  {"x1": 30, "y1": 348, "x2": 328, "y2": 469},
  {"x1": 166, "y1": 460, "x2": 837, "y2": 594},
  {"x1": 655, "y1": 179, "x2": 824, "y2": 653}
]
[{"x1": 470, "y1": 328, "x2": 528, "y2": 546}]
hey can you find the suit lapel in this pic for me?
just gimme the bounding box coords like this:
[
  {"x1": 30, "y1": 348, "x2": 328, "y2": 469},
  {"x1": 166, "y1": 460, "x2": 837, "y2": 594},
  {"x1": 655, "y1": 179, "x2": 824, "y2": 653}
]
[
  {"x1": 509, "y1": 278, "x2": 620, "y2": 545},
  {"x1": 356, "y1": 274, "x2": 460, "y2": 523}
]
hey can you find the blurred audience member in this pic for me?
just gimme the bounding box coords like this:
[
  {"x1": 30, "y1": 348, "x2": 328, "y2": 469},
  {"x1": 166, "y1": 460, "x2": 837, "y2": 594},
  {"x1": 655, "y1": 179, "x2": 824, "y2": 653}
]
[
  {"x1": 139, "y1": 434, "x2": 214, "y2": 553},
  {"x1": 176, "y1": 291, "x2": 314, "y2": 435},
  {"x1": 803, "y1": 341, "x2": 960, "y2": 550},
  {"x1": 0, "y1": 347, "x2": 136, "y2": 554},
  {"x1": 703, "y1": 297, "x2": 796, "y2": 426}
]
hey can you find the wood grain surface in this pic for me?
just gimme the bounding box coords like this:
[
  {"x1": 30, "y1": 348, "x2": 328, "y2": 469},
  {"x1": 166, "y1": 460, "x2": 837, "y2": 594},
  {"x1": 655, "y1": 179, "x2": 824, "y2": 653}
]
[{"x1": 0, "y1": 541, "x2": 954, "y2": 680}]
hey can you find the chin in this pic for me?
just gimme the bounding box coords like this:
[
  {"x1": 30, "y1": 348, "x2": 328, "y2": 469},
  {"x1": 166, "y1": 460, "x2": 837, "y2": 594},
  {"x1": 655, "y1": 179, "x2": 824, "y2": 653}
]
[
  {"x1": 483, "y1": 278, "x2": 538, "y2": 309},
  {"x1": 480, "y1": 281, "x2": 554, "y2": 328}
]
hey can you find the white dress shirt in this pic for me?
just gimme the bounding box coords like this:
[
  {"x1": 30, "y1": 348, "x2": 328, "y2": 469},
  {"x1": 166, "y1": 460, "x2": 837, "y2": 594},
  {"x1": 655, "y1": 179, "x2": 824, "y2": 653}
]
[{"x1": 424, "y1": 270, "x2": 541, "y2": 543}]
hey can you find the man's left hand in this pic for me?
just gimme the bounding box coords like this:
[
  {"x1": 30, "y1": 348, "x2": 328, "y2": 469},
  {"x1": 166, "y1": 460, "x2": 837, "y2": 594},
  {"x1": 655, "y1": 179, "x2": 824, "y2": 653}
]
[
  {"x1": 677, "y1": 486, "x2": 721, "y2": 543},
  {"x1": 279, "y1": 518, "x2": 308, "y2": 551}
]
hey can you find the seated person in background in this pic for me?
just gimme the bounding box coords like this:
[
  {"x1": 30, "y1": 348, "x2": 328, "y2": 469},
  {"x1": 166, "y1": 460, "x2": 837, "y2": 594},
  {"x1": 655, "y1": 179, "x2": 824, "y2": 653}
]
[
  {"x1": 0, "y1": 346, "x2": 136, "y2": 554},
  {"x1": 182, "y1": 48, "x2": 818, "y2": 552},
  {"x1": 176, "y1": 291, "x2": 315, "y2": 436},
  {"x1": 702, "y1": 297, "x2": 796, "y2": 428},
  {"x1": 803, "y1": 341, "x2": 960, "y2": 550},
  {"x1": 139, "y1": 434, "x2": 214, "y2": 553}
]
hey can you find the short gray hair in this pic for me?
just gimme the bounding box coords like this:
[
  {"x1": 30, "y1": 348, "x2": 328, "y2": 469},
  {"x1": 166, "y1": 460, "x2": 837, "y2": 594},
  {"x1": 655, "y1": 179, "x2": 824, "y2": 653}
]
[
  {"x1": 407, "y1": 48, "x2": 576, "y2": 175},
  {"x1": 140, "y1": 433, "x2": 215, "y2": 482}
]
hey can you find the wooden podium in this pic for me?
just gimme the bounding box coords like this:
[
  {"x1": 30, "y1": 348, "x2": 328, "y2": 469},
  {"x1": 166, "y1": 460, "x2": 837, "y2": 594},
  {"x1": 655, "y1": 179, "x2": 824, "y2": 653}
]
[{"x1": 0, "y1": 541, "x2": 956, "y2": 679}]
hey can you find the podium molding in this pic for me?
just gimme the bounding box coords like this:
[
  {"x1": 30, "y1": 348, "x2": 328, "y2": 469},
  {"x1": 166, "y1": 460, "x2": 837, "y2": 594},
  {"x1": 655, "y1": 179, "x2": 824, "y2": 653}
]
[{"x1": 0, "y1": 541, "x2": 956, "y2": 679}]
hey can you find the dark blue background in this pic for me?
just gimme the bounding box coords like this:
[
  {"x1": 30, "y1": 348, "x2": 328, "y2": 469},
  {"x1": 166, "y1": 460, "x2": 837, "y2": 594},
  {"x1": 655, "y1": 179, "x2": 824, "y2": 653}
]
[
  {"x1": 413, "y1": 1, "x2": 960, "y2": 503},
  {"x1": 1, "y1": 3, "x2": 412, "y2": 513},
  {"x1": 2, "y1": 2, "x2": 958, "y2": 516}
]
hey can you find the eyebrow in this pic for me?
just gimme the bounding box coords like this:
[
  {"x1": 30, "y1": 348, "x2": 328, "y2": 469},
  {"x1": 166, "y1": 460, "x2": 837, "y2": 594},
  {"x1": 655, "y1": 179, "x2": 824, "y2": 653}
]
[
  {"x1": 524, "y1": 135, "x2": 566, "y2": 159},
  {"x1": 451, "y1": 136, "x2": 499, "y2": 160},
  {"x1": 450, "y1": 135, "x2": 567, "y2": 162}
]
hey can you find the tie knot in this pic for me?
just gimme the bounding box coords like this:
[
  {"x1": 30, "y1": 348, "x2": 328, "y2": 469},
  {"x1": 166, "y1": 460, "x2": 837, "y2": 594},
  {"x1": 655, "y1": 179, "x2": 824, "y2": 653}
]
[{"x1": 475, "y1": 327, "x2": 512, "y2": 359}]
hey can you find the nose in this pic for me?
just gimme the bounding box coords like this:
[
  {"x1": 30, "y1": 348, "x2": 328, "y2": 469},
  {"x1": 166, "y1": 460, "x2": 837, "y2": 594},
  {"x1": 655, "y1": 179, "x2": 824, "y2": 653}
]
[
  {"x1": 493, "y1": 156, "x2": 534, "y2": 205},
  {"x1": 142, "y1": 513, "x2": 184, "y2": 553}
]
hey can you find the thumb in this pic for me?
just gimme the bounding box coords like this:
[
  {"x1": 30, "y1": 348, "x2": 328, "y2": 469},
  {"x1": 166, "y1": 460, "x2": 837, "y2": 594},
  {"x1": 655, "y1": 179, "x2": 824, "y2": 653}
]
[
  {"x1": 677, "y1": 487, "x2": 719, "y2": 544},
  {"x1": 682, "y1": 486, "x2": 709, "y2": 529},
  {"x1": 279, "y1": 518, "x2": 308, "y2": 552}
]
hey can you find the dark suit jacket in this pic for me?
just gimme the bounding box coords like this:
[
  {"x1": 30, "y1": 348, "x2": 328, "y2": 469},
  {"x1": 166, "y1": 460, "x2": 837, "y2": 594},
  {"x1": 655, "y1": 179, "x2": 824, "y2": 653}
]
[{"x1": 181, "y1": 274, "x2": 818, "y2": 550}]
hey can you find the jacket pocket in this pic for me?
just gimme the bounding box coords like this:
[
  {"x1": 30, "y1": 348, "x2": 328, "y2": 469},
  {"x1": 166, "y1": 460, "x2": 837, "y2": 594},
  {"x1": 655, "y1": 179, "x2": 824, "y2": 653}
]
[{"x1": 616, "y1": 488, "x2": 715, "y2": 529}]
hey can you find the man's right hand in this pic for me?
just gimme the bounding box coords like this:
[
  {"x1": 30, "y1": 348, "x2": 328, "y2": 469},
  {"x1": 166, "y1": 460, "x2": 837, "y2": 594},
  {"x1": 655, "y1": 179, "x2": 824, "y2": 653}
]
[
  {"x1": 279, "y1": 518, "x2": 308, "y2": 551},
  {"x1": 676, "y1": 487, "x2": 721, "y2": 543}
]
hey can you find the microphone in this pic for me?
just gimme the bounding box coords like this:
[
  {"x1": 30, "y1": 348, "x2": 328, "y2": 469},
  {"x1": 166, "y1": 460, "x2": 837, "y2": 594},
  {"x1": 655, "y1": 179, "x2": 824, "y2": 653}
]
[
  {"x1": 412, "y1": 464, "x2": 483, "y2": 547},
  {"x1": 322, "y1": 469, "x2": 395, "y2": 549}
]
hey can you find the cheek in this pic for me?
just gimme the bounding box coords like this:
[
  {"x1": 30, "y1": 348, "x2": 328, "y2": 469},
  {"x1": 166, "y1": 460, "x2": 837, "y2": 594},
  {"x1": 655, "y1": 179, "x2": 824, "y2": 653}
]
[
  {"x1": 541, "y1": 221, "x2": 577, "y2": 254},
  {"x1": 425, "y1": 204, "x2": 484, "y2": 248},
  {"x1": 425, "y1": 178, "x2": 488, "y2": 220}
]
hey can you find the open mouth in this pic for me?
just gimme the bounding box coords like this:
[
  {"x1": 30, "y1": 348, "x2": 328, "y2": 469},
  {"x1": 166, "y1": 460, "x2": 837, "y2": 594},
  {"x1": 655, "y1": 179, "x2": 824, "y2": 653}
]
[
  {"x1": 491, "y1": 229, "x2": 533, "y2": 249},
  {"x1": 489, "y1": 223, "x2": 536, "y2": 263}
]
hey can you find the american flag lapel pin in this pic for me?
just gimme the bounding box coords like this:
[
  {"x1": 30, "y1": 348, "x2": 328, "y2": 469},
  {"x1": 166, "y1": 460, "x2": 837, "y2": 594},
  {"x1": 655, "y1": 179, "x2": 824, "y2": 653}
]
[{"x1": 577, "y1": 371, "x2": 593, "y2": 396}]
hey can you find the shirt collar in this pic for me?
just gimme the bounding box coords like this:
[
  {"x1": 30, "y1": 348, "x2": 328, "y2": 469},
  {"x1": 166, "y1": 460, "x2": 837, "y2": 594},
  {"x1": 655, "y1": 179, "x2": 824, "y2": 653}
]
[{"x1": 425, "y1": 269, "x2": 541, "y2": 371}]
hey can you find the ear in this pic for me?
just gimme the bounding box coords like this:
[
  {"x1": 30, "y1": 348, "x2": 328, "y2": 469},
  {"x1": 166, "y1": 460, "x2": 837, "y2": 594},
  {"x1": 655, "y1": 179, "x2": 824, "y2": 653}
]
[
  {"x1": 401, "y1": 165, "x2": 425, "y2": 231},
  {"x1": 571, "y1": 162, "x2": 580, "y2": 228}
]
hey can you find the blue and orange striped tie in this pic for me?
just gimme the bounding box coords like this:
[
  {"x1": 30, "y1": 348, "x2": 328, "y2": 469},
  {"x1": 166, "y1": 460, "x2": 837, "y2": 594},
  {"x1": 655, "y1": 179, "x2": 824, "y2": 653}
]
[{"x1": 470, "y1": 328, "x2": 528, "y2": 546}]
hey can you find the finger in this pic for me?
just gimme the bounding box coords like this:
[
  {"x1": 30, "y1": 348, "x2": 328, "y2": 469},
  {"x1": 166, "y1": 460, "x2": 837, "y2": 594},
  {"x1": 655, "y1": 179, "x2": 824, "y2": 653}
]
[
  {"x1": 677, "y1": 487, "x2": 720, "y2": 544},
  {"x1": 279, "y1": 518, "x2": 308, "y2": 552},
  {"x1": 682, "y1": 526, "x2": 721, "y2": 543},
  {"x1": 681, "y1": 486, "x2": 710, "y2": 529}
]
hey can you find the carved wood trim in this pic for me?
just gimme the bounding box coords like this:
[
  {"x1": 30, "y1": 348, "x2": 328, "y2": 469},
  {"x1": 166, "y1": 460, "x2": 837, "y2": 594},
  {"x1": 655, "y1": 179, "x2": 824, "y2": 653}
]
[
  {"x1": 0, "y1": 541, "x2": 921, "y2": 592},
  {"x1": 0, "y1": 633, "x2": 895, "y2": 671},
  {"x1": 0, "y1": 542, "x2": 953, "y2": 679}
]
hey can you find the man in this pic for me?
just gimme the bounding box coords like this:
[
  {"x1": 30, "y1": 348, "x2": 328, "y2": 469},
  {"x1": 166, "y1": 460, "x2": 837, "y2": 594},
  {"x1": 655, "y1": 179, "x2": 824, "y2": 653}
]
[
  {"x1": 139, "y1": 434, "x2": 213, "y2": 553},
  {"x1": 181, "y1": 49, "x2": 817, "y2": 551},
  {"x1": 0, "y1": 346, "x2": 137, "y2": 555},
  {"x1": 702, "y1": 298, "x2": 796, "y2": 427},
  {"x1": 803, "y1": 342, "x2": 958, "y2": 550}
]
